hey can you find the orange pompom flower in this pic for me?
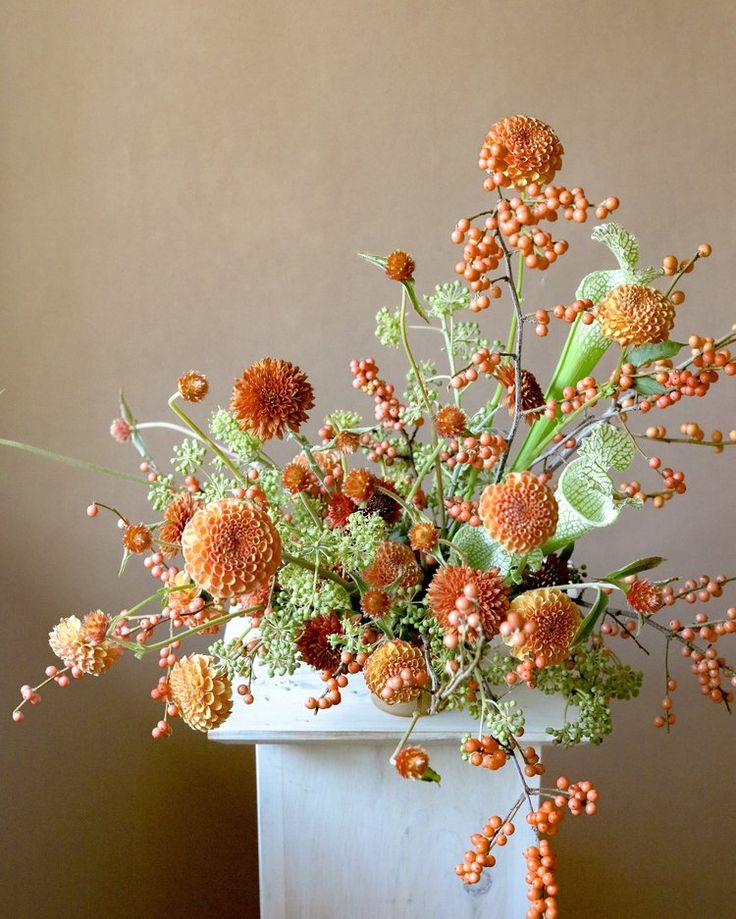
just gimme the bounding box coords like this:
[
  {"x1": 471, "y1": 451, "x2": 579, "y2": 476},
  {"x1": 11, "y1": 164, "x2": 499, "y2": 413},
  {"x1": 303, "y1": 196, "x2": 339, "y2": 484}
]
[
  {"x1": 479, "y1": 473, "x2": 558, "y2": 554},
  {"x1": 362, "y1": 541, "x2": 422, "y2": 594},
  {"x1": 385, "y1": 250, "x2": 415, "y2": 282},
  {"x1": 482, "y1": 116, "x2": 564, "y2": 189},
  {"x1": 343, "y1": 469, "x2": 377, "y2": 503},
  {"x1": 427, "y1": 565, "x2": 509, "y2": 640},
  {"x1": 177, "y1": 370, "x2": 209, "y2": 403},
  {"x1": 168, "y1": 654, "x2": 232, "y2": 732},
  {"x1": 409, "y1": 521, "x2": 438, "y2": 552},
  {"x1": 182, "y1": 498, "x2": 281, "y2": 598},
  {"x1": 231, "y1": 358, "x2": 315, "y2": 441},
  {"x1": 436, "y1": 405, "x2": 468, "y2": 438},
  {"x1": 626, "y1": 579, "x2": 663, "y2": 615},
  {"x1": 122, "y1": 523, "x2": 152, "y2": 554},
  {"x1": 505, "y1": 588, "x2": 581, "y2": 667},
  {"x1": 49, "y1": 614, "x2": 121, "y2": 675},
  {"x1": 596, "y1": 285, "x2": 675, "y2": 347}
]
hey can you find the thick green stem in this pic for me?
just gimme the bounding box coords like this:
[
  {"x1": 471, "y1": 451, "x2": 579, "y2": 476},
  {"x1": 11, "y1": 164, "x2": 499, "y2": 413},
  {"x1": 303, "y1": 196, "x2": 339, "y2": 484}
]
[
  {"x1": 281, "y1": 550, "x2": 354, "y2": 592},
  {"x1": 0, "y1": 438, "x2": 149, "y2": 484},
  {"x1": 168, "y1": 395, "x2": 247, "y2": 486}
]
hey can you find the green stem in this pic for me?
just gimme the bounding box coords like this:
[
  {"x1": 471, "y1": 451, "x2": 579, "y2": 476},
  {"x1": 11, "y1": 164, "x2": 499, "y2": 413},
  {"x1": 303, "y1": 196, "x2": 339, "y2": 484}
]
[
  {"x1": 281, "y1": 550, "x2": 354, "y2": 592},
  {"x1": 168, "y1": 395, "x2": 247, "y2": 486},
  {"x1": 399, "y1": 291, "x2": 446, "y2": 532},
  {"x1": 0, "y1": 438, "x2": 148, "y2": 484},
  {"x1": 129, "y1": 606, "x2": 262, "y2": 653}
]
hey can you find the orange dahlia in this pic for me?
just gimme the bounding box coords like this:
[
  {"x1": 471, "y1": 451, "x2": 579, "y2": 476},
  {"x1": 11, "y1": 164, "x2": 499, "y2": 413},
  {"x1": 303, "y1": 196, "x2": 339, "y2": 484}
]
[
  {"x1": 159, "y1": 492, "x2": 200, "y2": 558},
  {"x1": 363, "y1": 639, "x2": 427, "y2": 703},
  {"x1": 362, "y1": 541, "x2": 422, "y2": 594},
  {"x1": 296, "y1": 612, "x2": 344, "y2": 671},
  {"x1": 49, "y1": 614, "x2": 121, "y2": 675},
  {"x1": 427, "y1": 565, "x2": 509, "y2": 639},
  {"x1": 479, "y1": 473, "x2": 558, "y2": 554},
  {"x1": 385, "y1": 250, "x2": 415, "y2": 282},
  {"x1": 182, "y1": 499, "x2": 281, "y2": 598},
  {"x1": 506, "y1": 588, "x2": 581, "y2": 667},
  {"x1": 168, "y1": 654, "x2": 232, "y2": 732},
  {"x1": 626, "y1": 579, "x2": 663, "y2": 615},
  {"x1": 230, "y1": 358, "x2": 314, "y2": 441},
  {"x1": 596, "y1": 285, "x2": 675, "y2": 347},
  {"x1": 482, "y1": 116, "x2": 564, "y2": 189},
  {"x1": 494, "y1": 364, "x2": 545, "y2": 423},
  {"x1": 177, "y1": 370, "x2": 209, "y2": 403},
  {"x1": 436, "y1": 405, "x2": 468, "y2": 437}
]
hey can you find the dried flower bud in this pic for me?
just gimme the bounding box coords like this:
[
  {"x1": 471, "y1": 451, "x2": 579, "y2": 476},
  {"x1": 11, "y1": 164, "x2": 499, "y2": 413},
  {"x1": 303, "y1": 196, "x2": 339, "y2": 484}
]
[{"x1": 178, "y1": 371, "x2": 209, "y2": 403}]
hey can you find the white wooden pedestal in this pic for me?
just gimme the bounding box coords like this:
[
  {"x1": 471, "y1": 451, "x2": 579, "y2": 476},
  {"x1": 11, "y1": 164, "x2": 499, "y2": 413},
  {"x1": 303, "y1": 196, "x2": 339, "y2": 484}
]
[{"x1": 211, "y1": 625, "x2": 565, "y2": 919}]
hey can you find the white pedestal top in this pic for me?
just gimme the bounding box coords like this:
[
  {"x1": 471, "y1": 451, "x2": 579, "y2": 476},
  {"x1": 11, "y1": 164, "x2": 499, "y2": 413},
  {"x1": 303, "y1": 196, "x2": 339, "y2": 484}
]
[{"x1": 210, "y1": 623, "x2": 568, "y2": 745}]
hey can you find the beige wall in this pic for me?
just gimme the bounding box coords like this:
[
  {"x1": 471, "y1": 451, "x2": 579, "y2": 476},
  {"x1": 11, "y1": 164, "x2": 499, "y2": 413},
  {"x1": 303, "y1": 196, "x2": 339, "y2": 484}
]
[{"x1": 2, "y1": 2, "x2": 735, "y2": 917}]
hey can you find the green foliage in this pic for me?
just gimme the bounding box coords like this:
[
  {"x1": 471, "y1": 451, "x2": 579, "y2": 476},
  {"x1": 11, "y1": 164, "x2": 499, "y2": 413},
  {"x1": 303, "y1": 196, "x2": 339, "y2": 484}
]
[
  {"x1": 403, "y1": 360, "x2": 439, "y2": 423},
  {"x1": 425, "y1": 280, "x2": 469, "y2": 317},
  {"x1": 485, "y1": 698, "x2": 525, "y2": 747},
  {"x1": 627, "y1": 340, "x2": 685, "y2": 366},
  {"x1": 209, "y1": 409, "x2": 260, "y2": 464},
  {"x1": 452, "y1": 321, "x2": 489, "y2": 361},
  {"x1": 325, "y1": 410, "x2": 363, "y2": 431},
  {"x1": 147, "y1": 474, "x2": 174, "y2": 512},
  {"x1": 200, "y1": 472, "x2": 239, "y2": 504},
  {"x1": 209, "y1": 633, "x2": 255, "y2": 680},
  {"x1": 538, "y1": 645, "x2": 643, "y2": 746},
  {"x1": 170, "y1": 438, "x2": 207, "y2": 476},
  {"x1": 333, "y1": 512, "x2": 387, "y2": 571},
  {"x1": 259, "y1": 610, "x2": 301, "y2": 677},
  {"x1": 276, "y1": 563, "x2": 351, "y2": 622},
  {"x1": 375, "y1": 307, "x2": 402, "y2": 348},
  {"x1": 451, "y1": 525, "x2": 541, "y2": 582},
  {"x1": 544, "y1": 422, "x2": 636, "y2": 552}
]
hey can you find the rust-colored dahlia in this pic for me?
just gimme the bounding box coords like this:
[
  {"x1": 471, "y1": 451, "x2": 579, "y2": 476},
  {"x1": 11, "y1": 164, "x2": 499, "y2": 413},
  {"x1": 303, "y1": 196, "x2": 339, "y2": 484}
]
[
  {"x1": 482, "y1": 116, "x2": 564, "y2": 189},
  {"x1": 362, "y1": 541, "x2": 422, "y2": 594},
  {"x1": 343, "y1": 468, "x2": 377, "y2": 503},
  {"x1": 281, "y1": 462, "x2": 317, "y2": 495},
  {"x1": 436, "y1": 405, "x2": 468, "y2": 438},
  {"x1": 494, "y1": 364, "x2": 545, "y2": 423},
  {"x1": 363, "y1": 478, "x2": 402, "y2": 525},
  {"x1": 159, "y1": 492, "x2": 200, "y2": 558},
  {"x1": 326, "y1": 493, "x2": 358, "y2": 530},
  {"x1": 427, "y1": 565, "x2": 509, "y2": 639},
  {"x1": 182, "y1": 499, "x2": 281, "y2": 598},
  {"x1": 627, "y1": 579, "x2": 663, "y2": 615},
  {"x1": 409, "y1": 521, "x2": 438, "y2": 552},
  {"x1": 522, "y1": 553, "x2": 573, "y2": 590},
  {"x1": 506, "y1": 588, "x2": 582, "y2": 667},
  {"x1": 395, "y1": 746, "x2": 430, "y2": 780},
  {"x1": 177, "y1": 370, "x2": 209, "y2": 403},
  {"x1": 479, "y1": 473, "x2": 558, "y2": 554},
  {"x1": 168, "y1": 654, "x2": 232, "y2": 732},
  {"x1": 363, "y1": 639, "x2": 427, "y2": 703},
  {"x1": 596, "y1": 285, "x2": 675, "y2": 347},
  {"x1": 361, "y1": 588, "x2": 390, "y2": 617},
  {"x1": 385, "y1": 250, "x2": 415, "y2": 282},
  {"x1": 49, "y1": 614, "x2": 121, "y2": 675},
  {"x1": 230, "y1": 358, "x2": 315, "y2": 441},
  {"x1": 122, "y1": 523, "x2": 153, "y2": 554},
  {"x1": 296, "y1": 612, "x2": 344, "y2": 671}
]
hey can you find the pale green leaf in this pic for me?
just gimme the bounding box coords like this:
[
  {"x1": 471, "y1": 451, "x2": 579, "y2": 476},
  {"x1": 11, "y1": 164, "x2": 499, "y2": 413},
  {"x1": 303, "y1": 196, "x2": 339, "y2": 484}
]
[
  {"x1": 627, "y1": 340, "x2": 685, "y2": 366},
  {"x1": 591, "y1": 223, "x2": 640, "y2": 270},
  {"x1": 578, "y1": 422, "x2": 635, "y2": 471}
]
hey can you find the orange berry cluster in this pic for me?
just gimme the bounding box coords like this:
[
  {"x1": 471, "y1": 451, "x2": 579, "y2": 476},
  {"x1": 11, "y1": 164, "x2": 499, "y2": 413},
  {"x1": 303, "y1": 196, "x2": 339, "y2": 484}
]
[
  {"x1": 450, "y1": 217, "x2": 504, "y2": 309},
  {"x1": 653, "y1": 677, "x2": 678, "y2": 729},
  {"x1": 463, "y1": 734, "x2": 509, "y2": 771},
  {"x1": 686, "y1": 646, "x2": 734, "y2": 705},
  {"x1": 521, "y1": 745, "x2": 545, "y2": 779},
  {"x1": 534, "y1": 298, "x2": 595, "y2": 337},
  {"x1": 441, "y1": 432, "x2": 508, "y2": 472},
  {"x1": 304, "y1": 651, "x2": 367, "y2": 712},
  {"x1": 527, "y1": 777, "x2": 599, "y2": 835},
  {"x1": 444, "y1": 495, "x2": 481, "y2": 526},
  {"x1": 664, "y1": 573, "x2": 728, "y2": 606},
  {"x1": 523, "y1": 840, "x2": 559, "y2": 919},
  {"x1": 455, "y1": 813, "x2": 515, "y2": 885},
  {"x1": 349, "y1": 358, "x2": 405, "y2": 431}
]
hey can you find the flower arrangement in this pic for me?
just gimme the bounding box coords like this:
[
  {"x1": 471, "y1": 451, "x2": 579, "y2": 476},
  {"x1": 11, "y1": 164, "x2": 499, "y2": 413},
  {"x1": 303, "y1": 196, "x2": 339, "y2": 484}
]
[{"x1": 5, "y1": 114, "x2": 736, "y2": 913}]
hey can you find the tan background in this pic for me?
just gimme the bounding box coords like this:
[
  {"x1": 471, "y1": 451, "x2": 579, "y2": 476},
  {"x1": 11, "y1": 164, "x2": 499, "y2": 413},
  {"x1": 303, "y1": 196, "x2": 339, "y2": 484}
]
[{"x1": 1, "y1": 1, "x2": 735, "y2": 917}]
